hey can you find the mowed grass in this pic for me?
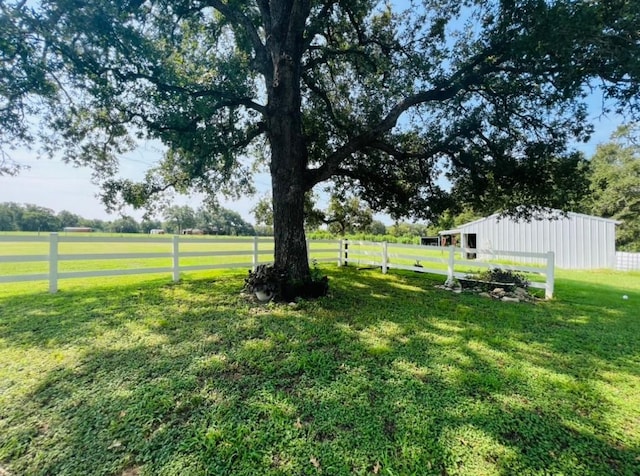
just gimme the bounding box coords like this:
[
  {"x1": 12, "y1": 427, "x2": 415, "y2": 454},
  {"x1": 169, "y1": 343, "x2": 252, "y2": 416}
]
[{"x1": 1, "y1": 262, "x2": 639, "y2": 475}]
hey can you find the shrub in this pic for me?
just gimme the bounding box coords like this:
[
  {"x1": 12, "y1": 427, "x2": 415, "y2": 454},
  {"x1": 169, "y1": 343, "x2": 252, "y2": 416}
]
[
  {"x1": 244, "y1": 262, "x2": 329, "y2": 302},
  {"x1": 465, "y1": 268, "x2": 530, "y2": 291},
  {"x1": 244, "y1": 264, "x2": 287, "y2": 300}
]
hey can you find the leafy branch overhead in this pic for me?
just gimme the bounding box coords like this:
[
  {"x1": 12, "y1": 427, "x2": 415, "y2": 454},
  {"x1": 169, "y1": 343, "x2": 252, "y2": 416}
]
[{"x1": 1, "y1": 0, "x2": 639, "y2": 282}]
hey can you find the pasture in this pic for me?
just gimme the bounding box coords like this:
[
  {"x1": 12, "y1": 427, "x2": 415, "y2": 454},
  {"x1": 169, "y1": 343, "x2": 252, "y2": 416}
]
[{"x1": 0, "y1": 236, "x2": 639, "y2": 475}]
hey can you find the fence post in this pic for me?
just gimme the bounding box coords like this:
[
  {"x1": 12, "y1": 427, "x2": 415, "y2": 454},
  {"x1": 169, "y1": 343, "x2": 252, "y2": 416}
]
[
  {"x1": 447, "y1": 245, "x2": 455, "y2": 284},
  {"x1": 382, "y1": 241, "x2": 388, "y2": 274},
  {"x1": 338, "y1": 239, "x2": 344, "y2": 266},
  {"x1": 545, "y1": 251, "x2": 555, "y2": 299},
  {"x1": 49, "y1": 232, "x2": 59, "y2": 293},
  {"x1": 172, "y1": 235, "x2": 180, "y2": 282},
  {"x1": 344, "y1": 239, "x2": 349, "y2": 266},
  {"x1": 253, "y1": 236, "x2": 259, "y2": 270}
]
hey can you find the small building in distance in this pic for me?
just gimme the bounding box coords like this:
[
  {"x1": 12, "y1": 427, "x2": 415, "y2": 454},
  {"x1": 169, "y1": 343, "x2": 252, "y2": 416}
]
[
  {"x1": 63, "y1": 227, "x2": 93, "y2": 233},
  {"x1": 182, "y1": 228, "x2": 204, "y2": 235},
  {"x1": 149, "y1": 229, "x2": 165, "y2": 234},
  {"x1": 438, "y1": 210, "x2": 620, "y2": 269},
  {"x1": 420, "y1": 236, "x2": 440, "y2": 246}
]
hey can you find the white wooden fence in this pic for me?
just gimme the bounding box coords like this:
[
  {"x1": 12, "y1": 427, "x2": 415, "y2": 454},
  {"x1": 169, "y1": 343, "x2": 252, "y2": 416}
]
[
  {"x1": 615, "y1": 251, "x2": 640, "y2": 271},
  {"x1": 343, "y1": 241, "x2": 555, "y2": 299},
  {"x1": 0, "y1": 234, "x2": 339, "y2": 293},
  {"x1": 0, "y1": 234, "x2": 555, "y2": 298}
]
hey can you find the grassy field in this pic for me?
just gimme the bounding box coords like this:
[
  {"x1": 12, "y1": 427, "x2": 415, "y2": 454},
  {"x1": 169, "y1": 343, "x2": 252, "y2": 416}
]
[{"x1": 1, "y1": 261, "x2": 639, "y2": 475}]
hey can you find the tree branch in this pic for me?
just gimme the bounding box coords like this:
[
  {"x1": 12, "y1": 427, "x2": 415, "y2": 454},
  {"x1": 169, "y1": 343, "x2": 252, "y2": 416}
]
[
  {"x1": 304, "y1": 44, "x2": 506, "y2": 187},
  {"x1": 95, "y1": 66, "x2": 267, "y2": 115},
  {"x1": 301, "y1": 71, "x2": 349, "y2": 132},
  {"x1": 205, "y1": 0, "x2": 269, "y2": 74},
  {"x1": 305, "y1": 86, "x2": 461, "y2": 187},
  {"x1": 302, "y1": 1, "x2": 337, "y2": 52}
]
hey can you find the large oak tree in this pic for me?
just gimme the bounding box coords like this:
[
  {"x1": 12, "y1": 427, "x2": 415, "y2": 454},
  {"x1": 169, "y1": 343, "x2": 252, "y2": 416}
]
[{"x1": 2, "y1": 0, "x2": 639, "y2": 282}]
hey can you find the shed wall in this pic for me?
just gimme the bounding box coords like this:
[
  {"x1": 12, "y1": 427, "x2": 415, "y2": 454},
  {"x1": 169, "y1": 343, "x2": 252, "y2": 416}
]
[{"x1": 459, "y1": 213, "x2": 616, "y2": 269}]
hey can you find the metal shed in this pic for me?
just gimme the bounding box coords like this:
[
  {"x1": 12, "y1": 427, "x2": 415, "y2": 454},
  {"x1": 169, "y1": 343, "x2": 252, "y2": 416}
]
[{"x1": 439, "y1": 210, "x2": 620, "y2": 269}]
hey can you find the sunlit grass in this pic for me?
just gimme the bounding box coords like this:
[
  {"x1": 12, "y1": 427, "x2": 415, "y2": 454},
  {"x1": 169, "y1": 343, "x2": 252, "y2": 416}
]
[{"x1": 1, "y1": 264, "x2": 639, "y2": 475}]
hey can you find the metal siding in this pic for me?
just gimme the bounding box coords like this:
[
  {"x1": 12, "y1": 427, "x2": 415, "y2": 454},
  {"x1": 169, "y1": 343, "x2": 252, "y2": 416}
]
[
  {"x1": 607, "y1": 224, "x2": 616, "y2": 268},
  {"x1": 571, "y1": 217, "x2": 585, "y2": 269},
  {"x1": 524, "y1": 220, "x2": 532, "y2": 263},
  {"x1": 585, "y1": 217, "x2": 593, "y2": 268},
  {"x1": 514, "y1": 220, "x2": 522, "y2": 261},
  {"x1": 585, "y1": 219, "x2": 600, "y2": 268},
  {"x1": 596, "y1": 218, "x2": 604, "y2": 268},
  {"x1": 600, "y1": 220, "x2": 607, "y2": 267},
  {"x1": 583, "y1": 217, "x2": 590, "y2": 268},
  {"x1": 603, "y1": 220, "x2": 609, "y2": 267},
  {"x1": 517, "y1": 219, "x2": 524, "y2": 254},
  {"x1": 584, "y1": 216, "x2": 592, "y2": 269},
  {"x1": 573, "y1": 216, "x2": 580, "y2": 268},
  {"x1": 565, "y1": 218, "x2": 572, "y2": 268},
  {"x1": 572, "y1": 216, "x2": 580, "y2": 268},
  {"x1": 543, "y1": 219, "x2": 551, "y2": 256},
  {"x1": 600, "y1": 220, "x2": 606, "y2": 267},
  {"x1": 569, "y1": 216, "x2": 577, "y2": 268},
  {"x1": 571, "y1": 216, "x2": 578, "y2": 268},
  {"x1": 483, "y1": 217, "x2": 491, "y2": 248},
  {"x1": 456, "y1": 211, "x2": 618, "y2": 269},
  {"x1": 555, "y1": 219, "x2": 563, "y2": 267},
  {"x1": 602, "y1": 224, "x2": 616, "y2": 268},
  {"x1": 585, "y1": 218, "x2": 599, "y2": 268}
]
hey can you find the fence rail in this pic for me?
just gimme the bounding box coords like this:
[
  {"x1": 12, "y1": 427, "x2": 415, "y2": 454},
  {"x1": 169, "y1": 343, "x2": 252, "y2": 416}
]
[
  {"x1": 1, "y1": 234, "x2": 555, "y2": 298},
  {"x1": 344, "y1": 240, "x2": 555, "y2": 299},
  {"x1": 0, "y1": 234, "x2": 341, "y2": 293}
]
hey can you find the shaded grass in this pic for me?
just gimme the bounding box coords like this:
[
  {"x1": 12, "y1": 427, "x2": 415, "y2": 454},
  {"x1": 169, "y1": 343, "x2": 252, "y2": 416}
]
[{"x1": 0, "y1": 266, "x2": 639, "y2": 475}]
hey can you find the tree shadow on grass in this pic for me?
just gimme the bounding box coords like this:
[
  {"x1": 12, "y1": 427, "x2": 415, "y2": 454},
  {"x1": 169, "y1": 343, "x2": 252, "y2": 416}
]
[
  {"x1": 0, "y1": 273, "x2": 248, "y2": 348},
  {"x1": 1, "y1": 267, "x2": 638, "y2": 475}
]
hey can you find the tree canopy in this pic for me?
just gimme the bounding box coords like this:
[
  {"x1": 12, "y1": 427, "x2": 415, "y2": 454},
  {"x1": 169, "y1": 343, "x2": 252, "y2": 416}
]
[{"x1": 2, "y1": 0, "x2": 639, "y2": 281}]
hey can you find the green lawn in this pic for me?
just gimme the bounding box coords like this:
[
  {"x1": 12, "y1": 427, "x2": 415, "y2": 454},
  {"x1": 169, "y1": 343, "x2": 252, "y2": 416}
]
[{"x1": 1, "y1": 266, "x2": 639, "y2": 475}]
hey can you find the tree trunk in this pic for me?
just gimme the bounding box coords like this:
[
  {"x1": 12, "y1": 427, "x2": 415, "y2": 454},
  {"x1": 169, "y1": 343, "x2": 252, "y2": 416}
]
[
  {"x1": 268, "y1": 94, "x2": 310, "y2": 282},
  {"x1": 265, "y1": 8, "x2": 311, "y2": 283},
  {"x1": 271, "y1": 168, "x2": 309, "y2": 282}
]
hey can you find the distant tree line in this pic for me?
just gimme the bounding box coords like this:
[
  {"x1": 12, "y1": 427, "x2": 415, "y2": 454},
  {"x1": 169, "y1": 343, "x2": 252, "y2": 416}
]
[
  {"x1": 0, "y1": 203, "x2": 256, "y2": 235},
  {"x1": 0, "y1": 203, "x2": 102, "y2": 232}
]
